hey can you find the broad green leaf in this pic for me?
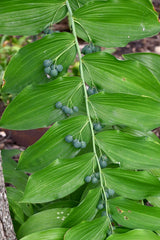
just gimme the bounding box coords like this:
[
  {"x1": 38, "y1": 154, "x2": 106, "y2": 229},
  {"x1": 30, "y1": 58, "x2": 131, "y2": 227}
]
[
  {"x1": 0, "y1": 77, "x2": 83, "y2": 130},
  {"x1": 73, "y1": 0, "x2": 160, "y2": 48},
  {"x1": 107, "y1": 229, "x2": 160, "y2": 240},
  {"x1": 96, "y1": 130, "x2": 160, "y2": 169},
  {"x1": 64, "y1": 217, "x2": 108, "y2": 240},
  {"x1": 8, "y1": 199, "x2": 24, "y2": 224},
  {"x1": 6, "y1": 187, "x2": 33, "y2": 222},
  {"x1": 20, "y1": 228, "x2": 67, "y2": 240},
  {"x1": 82, "y1": 52, "x2": 160, "y2": 101},
  {"x1": 89, "y1": 92, "x2": 160, "y2": 131},
  {"x1": 102, "y1": 168, "x2": 160, "y2": 200},
  {"x1": 22, "y1": 153, "x2": 94, "y2": 203},
  {"x1": 7, "y1": 187, "x2": 25, "y2": 224},
  {"x1": 18, "y1": 115, "x2": 91, "y2": 172},
  {"x1": 124, "y1": 53, "x2": 160, "y2": 82},
  {"x1": 1, "y1": 149, "x2": 27, "y2": 191},
  {"x1": 0, "y1": 0, "x2": 67, "y2": 35},
  {"x1": 3, "y1": 32, "x2": 76, "y2": 94},
  {"x1": 109, "y1": 197, "x2": 160, "y2": 231},
  {"x1": 18, "y1": 208, "x2": 71, "y2": 238},
  {"x1": 62, "y1": 187, "x2": 101, "y2": 227}
]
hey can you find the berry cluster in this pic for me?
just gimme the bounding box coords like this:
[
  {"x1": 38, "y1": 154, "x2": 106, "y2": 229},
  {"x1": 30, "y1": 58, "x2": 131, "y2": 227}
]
[
  {"x1": 97, "y1": 189, "x2": 115, "y2": 215},
  {"x1": 81, "y1": 44, "x2": 101, "y2": 55},
  {"x1": 97, "y1": 199, "x2": 105, "y2": 210},
  {"x1": 65, "y1": 135, "x2": 87, "y2": 149},
  {"x1": 43, "y1": 59, "x2": 63, "y2": 78},
  {"x1": 87, "y1": 86, "x2": 98, "y2": 96},
  {"x1": 99, "y1": 155, "x2": 108, "y2": 168},
  {"x1": 93, "y1": 123, "x2": 102, "y2": 132},
  {"x1": 105, "y1": 188, "x2": 115, "y2": 198},
  {"x1": 84, "y1": 172, "x2": 100, "y2": 184},
  {"x1": 55, "y1": 102, "x2": 79, "y2": 116},
  {"x1": 43, "y1": 27, "x2": 60, "y2": 36}
]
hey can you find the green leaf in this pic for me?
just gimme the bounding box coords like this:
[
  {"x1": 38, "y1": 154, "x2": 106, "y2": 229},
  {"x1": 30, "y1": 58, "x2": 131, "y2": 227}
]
[
  {"x1": 102, "y1": 168, "x2": 160, "y2": 200},
  {"x1": 62, "y1": 187, "x2": 101, "y2": 227},
  {"x1": 18, "y1": 115, "x2": 90, "y2": 172},
  {"x1": 18, "y1": 208, "x2": 71, "y2": 238},
  {"x1": 0, "y1": 0, "x2": 67, "y2": 35},
  {"x1": 89, "y1": 92, "x2": 160, "y2": 131},
  {"x1": 109, "y1": 197, "x2": 160, "y2": 231},
  {"x1": 64, "y1": 217, "x2": 108, "y2": 240},
  {"x1": 0, "y1": 77, "x2": 83, "y2": 130},
  {"x1": 107, "y1": 229, "x2": 160, "y2": 240},
  {"x1": 3, "y1": 32, "x2": 76, "y2": 94},
  {"x1": 22, "y1": 153, "x2": 94, "y2": 203},
  {"x1": 1, "y1": 149, "x2": 28, "y2": 191},
  {"x1": 73, "y1": 0, "x2": 160, "y2": 48},
  {"x1": 6, "y1": 187, "x2": 33, "y2": 221},
  {"x1": 7, "y1": 188, "x2": 25, "y2": 224},
  {"x1": 20, "y1": 228, "x2": 67, "y2": 240},
  {"x1": 82, "y1": 52, "x2": 160, "y2": 101},
  {"x1": 123, "y1": 53, "x2": 160, "y2": 82},
  {"x1": 96, "y1": 130, "x2": 160, "y2": 169}
]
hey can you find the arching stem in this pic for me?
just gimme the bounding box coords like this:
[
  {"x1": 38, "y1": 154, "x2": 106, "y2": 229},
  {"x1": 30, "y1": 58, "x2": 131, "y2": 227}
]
[{"x1": 66, "y1": 0, "x2": 113, "y2": 232}]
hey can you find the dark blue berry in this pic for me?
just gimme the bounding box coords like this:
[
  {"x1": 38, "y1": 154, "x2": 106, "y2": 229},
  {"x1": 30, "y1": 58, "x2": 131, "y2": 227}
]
[
  {"x1": 105, "y1": 191, "x2": 109, "y2": 198},
  {"x1": 93, "y1": 123, "x2": 102, "y2": 131},
  {"x1": 98, "y1": 199, "x2": 104, "y2": 205},
  {"x1": 62, "y1": 106, "x2": 67, "y2": 112},
  {"x1": 97, "y1": 203, "x2": 104, "y2": 210},
  {"x1": 87, "y1": 87, "x2": 95, "y2": 96},
  {"x1": 84, "y1": 176, "x2": 91, "y2": 183},
  {"x1": 73, "y1": 106, "x2": 79, "y2": 112},
  {"x1": 108, "y1": 189, "x2": 115, "y2": 197},
  {"x1": 44, "y1": 67, "x2": 51, "y2": 74},
  {"x1": 100, "y1": 160, "x2": 107, "y2": 168},
  {"x1": 68, "y1": 108, "x2": 73, "y2": 115},
  {"x1": 81, "y1": 45, "x2": 88, "y2": 54},
  {"x1": 43, "y1": 28, "x2": 54, "y2": 34},
  {"x1": 81, "y1": 141, "x2": 86, "y2": 149},
  {"x1": 55, "y1": 101, "x2": 62, "y2": 109},
  {"x1": 64, "y1": 106, "x2": 71, "y2": 114},
  {"x1": 85, "y1": 47, "x2": 92, "y2": 54},
  {"x1": 43, "y1": 59, "x2": 52, "y2": 67},
  {"x1": 50, "y1": 69, "x2": 58, "y2": 77},
  {"x1": 65, "y1": 135, "x2": 73, "y2": 143},
  {"x1": 91, "y1": 177, "x2": 98, "y2": 184},
  {"x1": 73, "y1": 139, "x2": 81, "y2": 148},
  {"x1": 95, "y1": 172, "x2": 100, "y2": 179},
  {"x1": 93, "y1": 88, "x2": 98, "y2": 94},
  {"x1": 56, "y1": 65, "x2": 63, "y2": 72},
  {"x1": 95, "y1": 46, "x2": 101, "y2": 52}
]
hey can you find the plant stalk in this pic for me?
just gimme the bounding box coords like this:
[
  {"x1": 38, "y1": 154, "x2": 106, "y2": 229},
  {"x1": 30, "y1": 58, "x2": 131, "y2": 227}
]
[{"x1": 66, "y1": 0, "x2": 113, "y2": 232}]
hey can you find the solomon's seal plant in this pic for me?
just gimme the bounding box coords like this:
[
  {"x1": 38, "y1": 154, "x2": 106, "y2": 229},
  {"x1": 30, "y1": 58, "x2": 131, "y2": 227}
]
[{"x1": 1, "y1": 0, "x2": 160, "y2": 239}]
